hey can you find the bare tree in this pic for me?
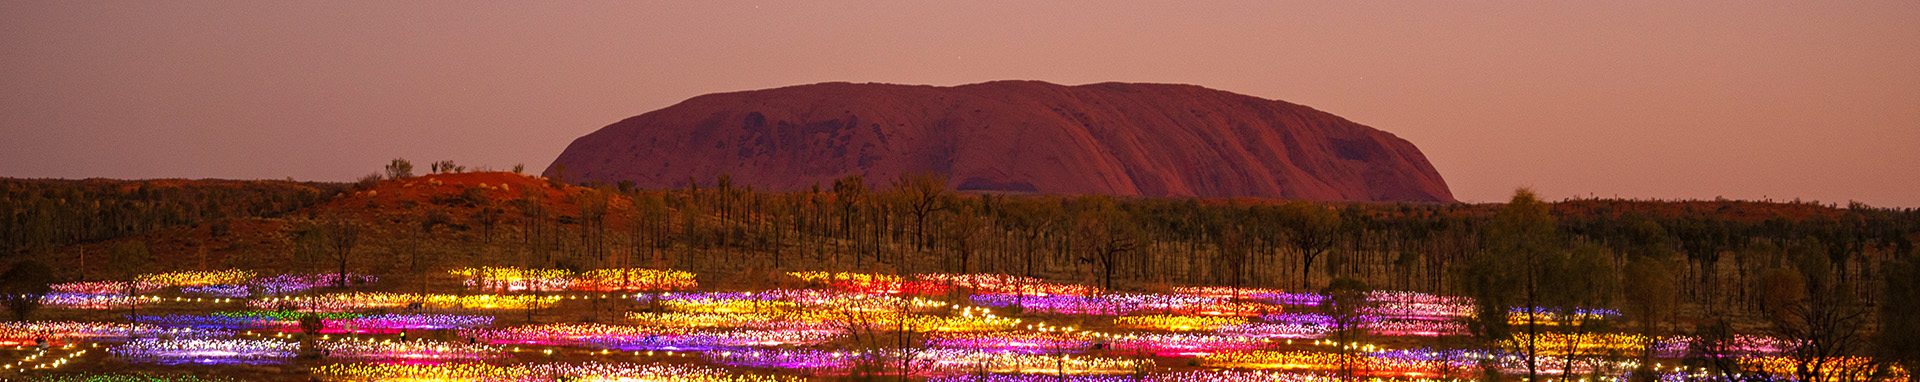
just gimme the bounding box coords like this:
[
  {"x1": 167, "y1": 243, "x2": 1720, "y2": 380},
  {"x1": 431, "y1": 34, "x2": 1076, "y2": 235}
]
[
  {"x1": 889, "y1": 172, "x2": 950, "y2": 253},
  {"x1": 1761, "y1": 254, "x2": 1880, "y2": 382},
  {"x1": 322, "y1": 215, "x2": 362, "y2": 288},
  {"x1": 1278, "y1": 201, "x2": 1341, "y2": 290}
]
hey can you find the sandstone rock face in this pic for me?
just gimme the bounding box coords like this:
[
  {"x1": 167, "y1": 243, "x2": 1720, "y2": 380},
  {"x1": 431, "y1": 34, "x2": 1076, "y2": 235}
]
[{"x1": 546, "y1": 81, "x2": 1453, "y2": 202}]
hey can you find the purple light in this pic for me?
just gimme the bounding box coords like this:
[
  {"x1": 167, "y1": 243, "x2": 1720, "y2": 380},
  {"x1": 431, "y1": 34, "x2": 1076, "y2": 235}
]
[{"x1": 109, "y1": 338, "x2": 295, "y2": 365}]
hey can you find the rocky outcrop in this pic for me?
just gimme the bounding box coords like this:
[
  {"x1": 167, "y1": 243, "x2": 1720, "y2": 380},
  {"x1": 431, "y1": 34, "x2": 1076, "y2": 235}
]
[{"x1": 546, "y1": 81, "x2": 1453, "y2": 202}]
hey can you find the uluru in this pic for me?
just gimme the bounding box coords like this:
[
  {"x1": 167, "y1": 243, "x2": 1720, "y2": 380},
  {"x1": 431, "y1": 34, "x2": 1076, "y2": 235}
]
[{"x1": 546, "y1": 81, "x2": 1454, "y2": 202}]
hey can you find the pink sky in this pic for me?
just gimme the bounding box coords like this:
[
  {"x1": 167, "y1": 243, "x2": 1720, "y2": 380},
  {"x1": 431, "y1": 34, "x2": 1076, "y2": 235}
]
[{"x1": 2, "y1": 2, "x2": 1915, "y2": 206}]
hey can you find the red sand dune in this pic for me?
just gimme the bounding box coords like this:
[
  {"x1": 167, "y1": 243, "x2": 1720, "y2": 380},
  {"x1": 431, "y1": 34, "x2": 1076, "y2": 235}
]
[{"x1": 547, "y1": 81, "x2": 1454, "y2": 202}]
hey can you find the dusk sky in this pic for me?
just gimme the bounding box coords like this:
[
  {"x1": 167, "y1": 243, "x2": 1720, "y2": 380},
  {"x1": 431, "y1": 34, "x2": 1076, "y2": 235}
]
[{"x1": 3, "y1": 2, "x2": 1915, "y2": 206}]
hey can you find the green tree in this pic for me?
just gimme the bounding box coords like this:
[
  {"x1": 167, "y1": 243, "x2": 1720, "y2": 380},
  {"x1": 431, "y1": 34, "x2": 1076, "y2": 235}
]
[
  {"x1": 108, "y1": 241, "x2": 152, "y2": 281},
  {"x1": 1879, "y1": 256, "x2": 1920, "y2": 378},
  {"x1": 1548, "y1": 242, "x2": 1619, "y2": 381},
  {"x1": 1482, "y1": 188, "x2": 1561, "y2": 382},
  {"x1": 1624, "y1": 255, "x2": 1678, "y2": 382},
  {"x1": 108, "y1": 241, "x2": 153, "y2": 330},
  {"x1": 1762, "y1": 250, "x2": 1876, "y2": 382},
  {"x1": 0, "y1": 260, "x2": 57, "y2": 321}
]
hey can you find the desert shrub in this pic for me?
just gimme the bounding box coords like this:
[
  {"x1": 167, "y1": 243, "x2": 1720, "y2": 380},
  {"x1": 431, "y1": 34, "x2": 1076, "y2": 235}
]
[
  {"x1": 385, "y1": 158, "x2": 414, "y2": 179},
  {"x1": 354, "y1": 173, "x2": 381, "y2": 191},
  {"x1": 208, "y1": 218, "x2": 232, "y2": 237}
]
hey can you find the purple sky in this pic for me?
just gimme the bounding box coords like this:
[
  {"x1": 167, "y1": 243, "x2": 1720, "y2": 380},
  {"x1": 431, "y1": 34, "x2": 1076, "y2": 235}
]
[{"x1": 3, "y1": 2, "x2": 1916, "y2": 206}]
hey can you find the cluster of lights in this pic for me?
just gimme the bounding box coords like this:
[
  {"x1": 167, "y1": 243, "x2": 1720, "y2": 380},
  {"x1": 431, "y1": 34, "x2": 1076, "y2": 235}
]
[
  {"x1": 788, "y1": 271, "x2": 900, "y2": 284},
  {"x1": 426, "y1": 294, "x2": 565, "y2": 310},
  {"x1": 1221, "y1": 322, "x2": 1328, "y2": 339},
  {"x1": 573, "y1": 268, "x2": 698, "y2": 291},
  {"x1": 1361, "y1": 291, "x2": 1475, "y2": 320},
  {"x1": 3, "y1": 343, "x2": 88, "y2": 371},
  {"x1": 316, "y1": 361, "x2": 802, "y2": 382},
  {"x1": 654, "y1": 289, "x2": 947, "y2": 314},
  {"x1": 1670, "y1": 334, "x2": 1790, "y2": 356},
  {"x1": 44, "y1": 292, "x2": 247, "y2": 310},
  {"x1": 49, "y1": 280, "x2": 160, "y2": 294},
  {"x1": 706, "y1": 348, "x2": 1147, "y2": 375},
  {"x1": 1115, "y1": 315, "x2": 1248, "y2": 332},
  {"x1": 1099, "y1": 332, "x2": 1269, "y2": 356},
  {"x1": 628, "y1": 312, "x2": 786, "y2": 329},
  {"x1": 1171, "y1": 286, "x2": 1290, "y2": 300},
  {"x1": 179, "y1": 284, "x2": 251, "y2": 298},
  {"x1": 248, "y1": 292, "x2": 561, "y2": 311},
  {"x1": 135, "y1": 270, "x2": 257, "y2": 287},
  {"x1": 1501, "y1": 333, "x2": 1653, "y2": 356},
  {"x1": 835, "y1": 279, "x2": 953, "y2": 295},
  {"x1": 1252, "y1": 312, "x2": 1462, "y2": 337},
  {"x1": 914, "y1": 315, "x2": 1018, "y2": 333},
  {"x1": 248, "y1": 292, "x2": 414, "y2": 311},
  {"x1": 460, "y1": 323, "x2": 838, "y2": 350},
  {"x1": 518, "y1": 362, "x2": 804, "y2": 382},
  {"x1": 595, "y1": 329, "x2": 840, "y2": 350},
  {"x1": 108, "y1": 338, "x2": 294, "y2": 365},
  {"x1": 971, "y1": 293, "x2": 1266, "y2": 316},
  {"x1": 1740, "y1": 356, "x2": 1906, "y2": 382},
  {"x1": 334, "y1": 313, "x2": 496, "y2": 332},
  {"x1": 462, "y1": 323, "x2": 664, "y2": 346},
  {"x1": 1263, "y1": 291, "x2": 1476, "y2": 320},
  {"x1": 249, "y1": 273, "x2": 375, "y2": 295},
  {"x1": 918, "y1": 273, "x2": 1046, "y2": 288},
  {"x1": 131, "y1": 314, "x2": 275, "y2": 329},
  {"x1": 977, "y1": 282, "x2": 1099, "y2": 297},
  {"x1": 144, "y1": 312, "x2": 488, "y2": 333},
  {"x1": 19, "y1": 372, "x2": 244, "y2": 382},
  {"x1": 786, "y1": 271, "x2": 952, "y2": 295},
  {"x1": 924, "y1": 331, "x2": 1093, "y2": 353},
  {"x1": 930, "y1": 370, "x2": 1332, "y2": 382},
  {"x1": 919, "y1": 273, "x2": 1101, "y2": 297},
  {"x1": 1, "y1": 321, "x2": 218, "y2": 344},
  {"x1": 624, "y1": 312, "x2": 839, "y2": 331},
  {"x1": 29, "y1": 271, "x2": 1893, "y2": 382},
  {"x1": 1200, "y1": 350, "x2": 1445, "y2": 377},
  {"x1": 1366, "y1": 319, "x2": 1468, "y2": 337},
  {"x1": 1507, "y1": 307, "x2": 1621, "y2": 325},
  {"x1": 212, "y1": 310, "x2": 361, "y2": 320},
  {"x1": 320, "y1": 338, "x2": 505, "y2": 361},
  {"x1": 41, "y1": 292, "x2": 141, "y2": 309},
  {"x1": 452, "y1": 266, "x2": 577, "y2": 291},
  {"x1": 313, "y1": 362, "x2": 515, "y2": 381},
  {"x1": 663, "y1": 294, "x2": 798, "y2": 314},
  {"x1": 629, "y1": 307, "x2": 1004, "y2": 333},
  {"x1": 1167, "y1": 301, "x2": 1276, "y2": 317},
  {"x1": 1261, "y1": 313, "x2": 1334, "y2": 325},
  {"x1": 921, "y1": 272, "x2": 1105, "y2": 297},
  {"x1": 799, "y1": 291, "x2": 950, "y2": 312}
]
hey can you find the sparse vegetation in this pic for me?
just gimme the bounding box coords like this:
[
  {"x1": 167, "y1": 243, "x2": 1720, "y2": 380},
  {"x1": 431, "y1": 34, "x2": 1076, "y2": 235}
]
[{"x1": 385, "y1": 158, "x2": 414, "y2": 179}]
